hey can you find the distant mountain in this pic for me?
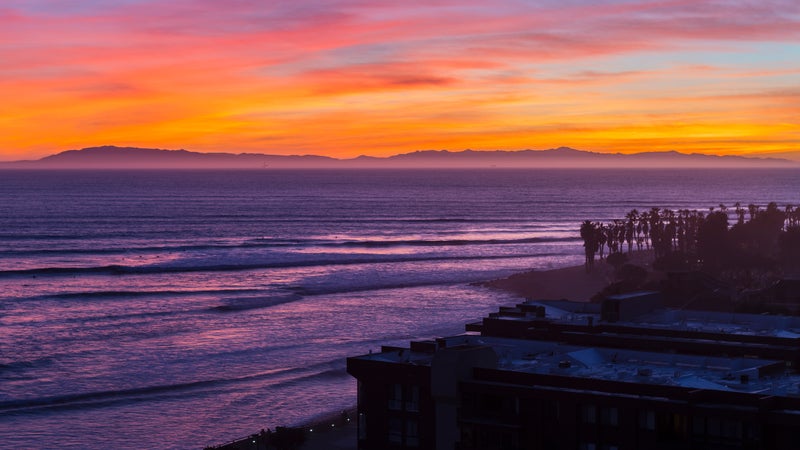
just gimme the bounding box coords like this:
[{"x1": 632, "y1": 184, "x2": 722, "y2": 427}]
[
  {"x1": 355, "y1": 147, "x2": 793, "y2": 168},
  {"x1": 1, "y1": 146, "x2": 340, "y2": 169},
  {"x1": 0, "y1": 145, "x2": 795, "y2": 169}
]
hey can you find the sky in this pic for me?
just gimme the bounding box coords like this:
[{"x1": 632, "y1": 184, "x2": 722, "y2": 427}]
[{"x1": 1, "y1": 0, "x2": 799, "y2": 161}]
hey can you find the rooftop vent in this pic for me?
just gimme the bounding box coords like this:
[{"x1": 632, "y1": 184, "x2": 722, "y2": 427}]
[
  {"x1": 558, "y1": 360, "x2": 572, "y2": 369},
  {"x1": 637, "y1": 368, "x2": 653, "y2": 377}
]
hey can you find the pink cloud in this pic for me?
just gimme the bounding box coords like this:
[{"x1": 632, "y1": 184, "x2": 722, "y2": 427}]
[{"x1": 2, "y1": 0, "x2": 799, "y2": 158}]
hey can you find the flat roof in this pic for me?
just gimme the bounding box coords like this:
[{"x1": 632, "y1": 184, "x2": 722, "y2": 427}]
[
  {"x1": 528, "y1": 300, "x2": 800, "y2": 339},
  {"x1": 352, "y1": 333, "x2": 800, "y2": 398}
]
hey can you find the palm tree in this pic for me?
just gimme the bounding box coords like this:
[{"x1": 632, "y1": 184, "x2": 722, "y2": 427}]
[
  {"x1": 625, "y1": 209, "x2": 638, "y2": 253},
  {"x1": 748, "y1": 204, "x2": 759, "y2": 221},
  {"x1": 734, "y1": 202, "x2": 745, "y2": 225},
  {"x1": 580, "y1": 220, "x2": 600, "y2": 273},
  {"x1": 785, "y1": 204, "x2": 796, "y2": 228},
  {"x1": 597, "y1": 224, "x2": 607, "y2": 260}
]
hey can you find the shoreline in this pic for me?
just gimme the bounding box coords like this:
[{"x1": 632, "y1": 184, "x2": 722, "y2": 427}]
[
  {"x1": 480, "y1": 250, "x2": 655, "y2": 302},
  {"x1": 296, "y1": 406, "x2": 358, "y2": 450},
  {"x1": 206, "y1": 406, "x2": 357, "y2": 450},
  {"x1": 479, "y1": 262, "x2": 613, "y2": 302}
]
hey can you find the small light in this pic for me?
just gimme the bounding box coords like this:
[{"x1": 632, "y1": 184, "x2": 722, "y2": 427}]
[
  {"x1": 331, "y1": 423, "x2": 335, "y2": 427},
  {"x1": 309, "y1": 428, "x2": 313, "y2": 432}
]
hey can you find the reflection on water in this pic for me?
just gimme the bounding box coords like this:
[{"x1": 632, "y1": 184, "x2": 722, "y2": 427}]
[{"x1": 3, "y1": 168, "x2": 798, "y2": 449}]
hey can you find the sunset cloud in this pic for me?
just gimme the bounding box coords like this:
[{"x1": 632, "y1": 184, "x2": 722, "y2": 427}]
[{"x1": 1, "y1": 0, "x2": 798, "y2": 159}]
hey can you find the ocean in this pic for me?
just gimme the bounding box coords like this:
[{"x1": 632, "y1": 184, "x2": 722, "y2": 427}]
[{"x1": 1, "y1": 169, "x2": 798, "y2": 449}]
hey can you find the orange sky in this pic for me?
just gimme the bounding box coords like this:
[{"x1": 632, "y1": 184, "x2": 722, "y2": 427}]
[{"x1": 1, "y1": 0, "x2": 799, "y2": 161}]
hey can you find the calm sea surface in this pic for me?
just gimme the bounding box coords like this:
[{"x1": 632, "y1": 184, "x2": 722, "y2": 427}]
[{"x1": 1, "y1": 169, "x2": 798, "y2": 449}]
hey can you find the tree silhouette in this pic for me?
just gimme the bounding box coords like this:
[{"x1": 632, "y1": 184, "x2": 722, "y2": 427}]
[
  {"x1": 582, "y1": 202, "x2": 797, "y2": 276},
  {"x1": 697, "y1": 211, "x2": 729, "y2": 271},
  {"x1": 779, "y1": 226, "x2": 800, "y2": 267},
  {"x1": 580, "y1": 220, "x2": 600, "y2": 273}
]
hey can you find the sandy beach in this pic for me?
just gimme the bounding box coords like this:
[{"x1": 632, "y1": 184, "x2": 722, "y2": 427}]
[
  {"x1": 482, "y1": 250, "x2": 656, "y2": 302},
  {"x1": 481, "y1": 263, "x2": 613, "y2": 301}
]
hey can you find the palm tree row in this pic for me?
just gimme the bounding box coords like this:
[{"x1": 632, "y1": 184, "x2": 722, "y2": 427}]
[{"x1": 580, "y1": 202, "x2": 800, "y2": 273}]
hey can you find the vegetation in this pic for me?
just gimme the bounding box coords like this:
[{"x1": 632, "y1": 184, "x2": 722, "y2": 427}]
[{"x1": 580, "y1": 203, "x2": 800, "y2": 281}]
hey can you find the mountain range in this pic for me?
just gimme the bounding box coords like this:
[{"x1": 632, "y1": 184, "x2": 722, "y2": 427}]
[{"x1": 0, "y1": 145, "x2": 795, "y2": 169}]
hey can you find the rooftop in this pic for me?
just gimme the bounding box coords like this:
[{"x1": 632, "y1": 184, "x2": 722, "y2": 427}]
[
  {"x1": 528, "y1": 298, "x2": 800, "y2": 339},
  {"x1": 352, "y1": 333, "x2": 800, "y2": 397}
]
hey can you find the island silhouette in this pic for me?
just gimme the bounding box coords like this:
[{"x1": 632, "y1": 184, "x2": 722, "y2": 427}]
[{"x1": 1, "y1": 145, "x2": 795, "y2": 169}]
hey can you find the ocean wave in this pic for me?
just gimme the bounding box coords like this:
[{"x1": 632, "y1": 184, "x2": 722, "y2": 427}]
[
  {"x1": 304, "y1": 236, "x2": 573, "y2": 248},
  {"x1": 0, "y1": 240, "x2": 302, "y2": 257},
  {"x1": 0, "y1": 359, "x2": 346, "y2": 415},
  {"x1": 0, "y1": 252, "x2": 568, "y2": 279},
  {"x1": 268, "y1": 368, "x2": 349, "y2": 390},
  {"x1": 44, "y1": 288, "x2": 261, "y2": 300},
  {"x1": 211, "y1": 294, "x2": 304, "y2": 312},
  {"x1": 288, "y1": 276, "x2": 511, "y2": 297},
  {"x1": 0, "y1": 357, "x2": 55, "y2": 375},
  {"x1": 0, "y1": 264, "x2": 131, "y2": 277},
  {"x1": 0, "y1": 235, "x2": 576, "y2": 258},
  {"x1": 0, "y1": 374, "x2": 276, "y2": 414}
]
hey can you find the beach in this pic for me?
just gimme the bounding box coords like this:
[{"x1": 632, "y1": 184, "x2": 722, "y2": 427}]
[
  {"x1": 481, "y1": 261, "x2": 613, "y2": 301},
  {"x1": 482, "y1": 250, "x2": 656, "y2": 301}
]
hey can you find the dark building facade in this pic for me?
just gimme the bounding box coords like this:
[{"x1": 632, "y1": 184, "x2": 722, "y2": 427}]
[{"x1": 347, "y1": 296, "x2": 800, "y2": 449}]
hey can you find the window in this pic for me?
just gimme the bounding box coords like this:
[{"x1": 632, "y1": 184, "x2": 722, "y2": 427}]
[
  {"x1": 480, "y1": 394, "x2": 504, "y2": 413},
  {"x1": 406, "y1": 420, "x2": 419, "y2": 447},
  {"x1": 358, "y1": 413, "x2": 367, "y2": 440},
  {"x1": 601, "y1": 407, "x2": 618, "y2": 426},
  {"x1": 691, "y1": 416, "x2": 705, "y2": 436},
  {"x1": 707, "y1": 417, "x2": 721, "y2": 437},
  {"x1": 581, "y1": 405, "x2": 597, "y2": 424},
  {"x1": 460, "y1": 425, "x2": 474, "y2": 448},
  {"x1": 405, "y1": 385, "x2": 420, "y2": 412},
  {"x1": 501, "y1": 431, "x2": 519, "y2": 449},
  {"x1": 721, "y1": 420, "x2": 742, "y2": 440},
  {"x1": 389, "y1": 384, "x2": 402, "y2": 410},
  {"x1": 706, "y1": 418, "x2": 742, "y2": 440},
  {"x1": 544, "y1": 400, "x2": 560, "y2": 420},
  {"x1": 638, "y1": 410, "x2": 655, "y2": 431},
  {"x1": 743, "y1": 422, "x2": 761, "y2": 442},
  {"x1": 656, "y1": 412, "x2": 688, "y2": 442},
  {"x1": 388, "y1": 418, "x2": 402, "y2": 444}
]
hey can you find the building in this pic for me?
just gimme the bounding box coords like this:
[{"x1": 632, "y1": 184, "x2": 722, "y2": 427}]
[{"x1": 347, "y1": 294, "x2": 800, "y2": 449}]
